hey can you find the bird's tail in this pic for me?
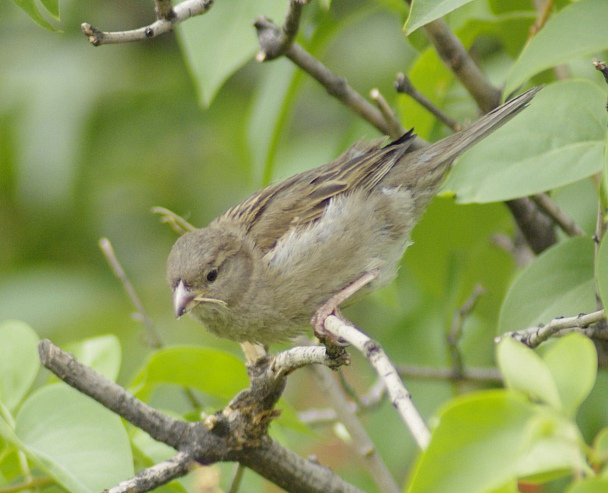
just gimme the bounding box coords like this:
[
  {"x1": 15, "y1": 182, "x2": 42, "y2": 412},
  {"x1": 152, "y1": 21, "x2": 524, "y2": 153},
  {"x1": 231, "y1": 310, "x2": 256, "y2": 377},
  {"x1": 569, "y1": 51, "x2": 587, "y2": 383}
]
[
  {"x1": 413, "y1": 86, "x2": 540, "y2": 167},
  {"x1": 381, "y1": 86, "x2": 540, "y2": 218}
]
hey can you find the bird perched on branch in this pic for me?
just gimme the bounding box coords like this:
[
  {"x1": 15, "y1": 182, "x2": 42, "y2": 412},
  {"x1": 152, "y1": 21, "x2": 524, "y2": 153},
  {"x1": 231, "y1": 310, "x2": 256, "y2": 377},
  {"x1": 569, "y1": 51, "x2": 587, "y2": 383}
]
[{"x1": 167, "y1": 87, "x2": 540, "y2": 346}]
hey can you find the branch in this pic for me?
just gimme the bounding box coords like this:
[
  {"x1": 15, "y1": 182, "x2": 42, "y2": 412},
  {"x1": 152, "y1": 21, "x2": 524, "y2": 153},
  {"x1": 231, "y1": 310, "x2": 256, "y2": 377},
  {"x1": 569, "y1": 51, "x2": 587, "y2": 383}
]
[
  {"x1": 99, "y1": 238, "x2": 163, "y2": 348},
  {"x1": 528, "y1": 0, "x2": 555, "y2": 39},
  {"x1": 308, "y1": 364, "x2": 401, "y2": 493},
  {"x1": 154, "y1": 0, "x2": 175, "y2": 21},
  {"x1": 323, "y1": 316, "x2": 431, "y2": 449},
  {"x1": 273, "y1": 344, "x2": 349, "y2": 375},
  {"x1": 406, "y1": 8, "x2": 558, "y2": 256},
  {"x1": 593, "y1": 59, "x2": 608, "y2": 85},
  {"x1": 447, "y1": 284, "x2": 485, "y2": 379},
  {"x1": 255, "y1": 0, "x2": 311, "y2": 61},
  {"x1": 370, "y1": 88, "x2": 405, "y2": 139},
  {"x1": 506, "y1": 197, "x2": 557, "y2": 254},
  {"x1": 39, "y1": 339, "x2": 194, "y2": 450},
  {"x1": 422, "y1": 18, "x2": 501, "y2": 113},
  {"x1": 81, "y1": 0, "x2": 214, "y2": 46},
  {"x1": 253, "y1": 17, "x2": 426, "y2": 151},
  {"x1": 238, "y1": 439, "x2": 363, "y2": 493},
  {"x1": 496, "y1": 309, "x2": 607, "y2": 347},
  {"x1": 530, "y1": 193, "x2": 586, "y2": 237},
  {"x1": 38, "y1": 340, "x2": 364, "y2": 493},
  {"x1": 298, "y1": 378, "x2": 386, "y2": 426},
  {"x1": 395, "y1": 365, "x2": 502, "y2": 383},
  {"x1": 394, "y1": 73, "x2": 461, "y2": 132},
  {"x1": 108, "y1": 452, "x2": 193, "y2": 493},
  {"x1": 299, "y1": 364, "x2": 503, "y2": 427}
]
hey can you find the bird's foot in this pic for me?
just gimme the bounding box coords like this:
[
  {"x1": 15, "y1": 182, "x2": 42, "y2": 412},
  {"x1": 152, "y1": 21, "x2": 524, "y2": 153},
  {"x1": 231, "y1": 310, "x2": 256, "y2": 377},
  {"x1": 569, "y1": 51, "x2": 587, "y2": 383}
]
[{"x1": 311, "y1": 270, "x2": 379, "y2": 363}]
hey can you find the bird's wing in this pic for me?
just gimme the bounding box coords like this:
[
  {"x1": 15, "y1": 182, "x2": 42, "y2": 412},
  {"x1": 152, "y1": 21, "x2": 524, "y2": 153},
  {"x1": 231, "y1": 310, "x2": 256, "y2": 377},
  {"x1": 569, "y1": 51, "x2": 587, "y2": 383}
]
[{"x1": 217, "y1": 130, "x2": 417, "y2": 252}]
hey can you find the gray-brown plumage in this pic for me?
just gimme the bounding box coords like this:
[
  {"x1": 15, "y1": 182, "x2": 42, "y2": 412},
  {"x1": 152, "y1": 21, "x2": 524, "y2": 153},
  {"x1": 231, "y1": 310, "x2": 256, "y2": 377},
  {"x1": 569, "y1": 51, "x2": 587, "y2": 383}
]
[{"x1": 167, "y1": 87, "x2": 540, "y2": 345}]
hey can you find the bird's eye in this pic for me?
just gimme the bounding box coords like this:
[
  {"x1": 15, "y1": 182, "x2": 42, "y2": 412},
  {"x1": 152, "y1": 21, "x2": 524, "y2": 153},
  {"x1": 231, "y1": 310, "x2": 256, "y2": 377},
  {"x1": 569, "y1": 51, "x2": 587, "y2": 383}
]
[{"x1": 206, "y1": 269, "x2": 218, "y2": 283}]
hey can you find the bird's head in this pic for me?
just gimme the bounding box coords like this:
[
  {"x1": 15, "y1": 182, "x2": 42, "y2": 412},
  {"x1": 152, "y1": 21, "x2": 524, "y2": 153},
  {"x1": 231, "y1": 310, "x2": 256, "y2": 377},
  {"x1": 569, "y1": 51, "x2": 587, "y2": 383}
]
[{"x1": 166, "y1": 227, "x2": 253, "y2": 319}]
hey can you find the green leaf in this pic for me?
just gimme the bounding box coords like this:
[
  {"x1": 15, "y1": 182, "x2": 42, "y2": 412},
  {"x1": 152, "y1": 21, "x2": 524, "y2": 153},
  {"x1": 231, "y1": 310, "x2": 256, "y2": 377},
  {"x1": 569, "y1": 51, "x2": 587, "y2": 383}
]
[
  {"x1": 499, "y1": 237, "x2": 596, "y2": 334},
  {"x1": 539, "y1": 334, "x2": 597, "y2": 418},
  {"x1": 485, "y1": 481, "x2": 519, "y2": 493},
  {"x1": 176, "y1": 0, "x2": 287, "y2": 107},
  {"x1": 505, "y1": 0, "x2": 608, "y2": 95},
  {"x1": 566, "y1": 478, "x2": 608, "y2": 493},
  {"x1": 15, "y1": 385, "x2": 133, "y2": 493},
  {"x1": 488, "y1": 0, "x2": 533, "y2": 15},
  {"x1": 404, "y1": 0, "x2": 475, "y2": 35},
  {"x1": 498, "y1": 335, "x2": 596, "y2": 417},
  {"x1": 10, "y1": 0, "x2": 59, "y2": 30},
  {"x1": 468, "y1": 13, "x2": 535, "y2": 59},
  {"x1": 247, "y1": 60, "x2": 298, "y2": 185},
  {"x1": 514, "y1": 410, "x2": 587, "y2": 481},
  {"x1": 130, "y1": 346, "x2": 248, "y2": 402},
  {"x1": 596, "y1": 234, "x2": 608, "y2": 311},
  {"x1": 497, "y1": 338, "x2": 561, "y2": 409},
  {"x1": 39, "y1": 0, "x2": 59, "y2": 18},
  {"x1": 407, "y1": 391, "x2": 532, "y2": 493},
  {"x1": 444, "y1": 80, "x2": 607, "y2": 203},
  {"x1": 0, "y1": 320, "x2": 39, "y2": 412},
  {"x1": 0, "y1": 412, "x2": 22, "y2": 449},
  {"x1": 407, "y1": 390, "x2": 586, "y2": 493},
  {"x1": 593, "y1": 427, "x2": 608, "y2": 461},
  {"x1": 64, "y1": 335, "x2": 121, "y2": 382}
]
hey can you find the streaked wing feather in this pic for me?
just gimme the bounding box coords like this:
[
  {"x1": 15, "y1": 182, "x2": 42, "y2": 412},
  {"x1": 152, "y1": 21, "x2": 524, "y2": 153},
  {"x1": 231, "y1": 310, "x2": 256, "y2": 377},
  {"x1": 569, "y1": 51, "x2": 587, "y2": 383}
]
[{"x1": 217, "y1": 130, "x2": 417, "y2": 252}]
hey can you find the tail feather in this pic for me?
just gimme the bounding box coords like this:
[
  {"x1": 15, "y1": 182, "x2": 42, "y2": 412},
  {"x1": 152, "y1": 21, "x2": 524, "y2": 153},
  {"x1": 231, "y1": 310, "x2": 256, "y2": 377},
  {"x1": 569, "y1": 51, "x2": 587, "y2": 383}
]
[
  {"x1": 416, "y1": 86, "x2": 541, "y2": 165},
  {"x1": 382, "y1": 86, "x2": 540, "y2": 192}
]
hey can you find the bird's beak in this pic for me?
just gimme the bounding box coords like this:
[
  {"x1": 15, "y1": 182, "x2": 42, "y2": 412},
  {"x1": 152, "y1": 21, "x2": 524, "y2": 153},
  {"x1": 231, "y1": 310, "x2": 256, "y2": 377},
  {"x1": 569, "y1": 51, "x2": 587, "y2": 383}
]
[{"x1": 173, "y1": 280, "x2": 200, "y2": 318}]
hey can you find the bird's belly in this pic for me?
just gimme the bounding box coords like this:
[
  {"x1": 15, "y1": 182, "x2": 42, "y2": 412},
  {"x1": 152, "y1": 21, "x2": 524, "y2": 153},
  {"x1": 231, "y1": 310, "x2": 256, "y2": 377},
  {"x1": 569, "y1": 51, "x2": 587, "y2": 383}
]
[{"x1": 264, "y1": 188, "x2": 416, "y2": 314}]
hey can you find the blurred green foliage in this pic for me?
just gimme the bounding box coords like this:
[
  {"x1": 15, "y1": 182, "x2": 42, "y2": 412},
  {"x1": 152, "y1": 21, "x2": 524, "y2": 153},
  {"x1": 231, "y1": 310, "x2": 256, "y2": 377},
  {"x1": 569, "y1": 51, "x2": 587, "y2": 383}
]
[{"x1": 3, "y1": 0, "x2": 608, "y2": 492}]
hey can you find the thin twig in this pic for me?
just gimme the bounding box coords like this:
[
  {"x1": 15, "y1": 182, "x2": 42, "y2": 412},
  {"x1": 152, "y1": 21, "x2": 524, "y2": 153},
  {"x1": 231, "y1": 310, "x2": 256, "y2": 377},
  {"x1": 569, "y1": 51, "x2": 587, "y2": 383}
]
[
  {"x1": 298, "y1": 378, "x2": 387, "y2": 426},
  {"x1": 0, "y1": 478, "x2": 54, "y2": 493},
  {"x1": 253, "y1": 17, "x2": 427, "y2": 150},
  {"x1": 370, "y1": 88, "x2": 405, "y2": 139},
  {"x1": 421, "y1": 18, "x2": 501, "y2": 113},
  {"x1": 447, "y1": 284, "x2": 485, "y2": 380},
  {"x1": 308, "y1": 364, "x2": 401, "y2": 493},
  {"x1": 99, "y1": 237, "x2": 202, "y2": 408},
  {"x1": 593, "y1": 59, "x2": 608, "y2": 85},
  {"x1": 99, "y1": 238, "x2": 163, "y2": 348},
  {"x1": 530, "y1": 193, "x2": 586, "y2": 237},
  {"x1": 300, "y1": 362, "x2": 504, "y2": 426},
  {"x1": 497, "y1": 309, "x2": 607, "y2": 347},
  {"x1": 528, "y1": 0, "x2": 554, "y2": 39},
  {"x1": 323, "y1": 316, "x2": 431, "y2": 449},
  {"x1": 505, "y1": 197, "x2": 557, "y2": 254},
  {"x1": 108, "y1": 452, "x2": 194, "y2": 493},
  {"x1": 81, "y1": 0, "x2": 213, "y2": 46},
  {"x1": 228, "y1": 463, "x2": 246, "y2": 493},
  {"x1": 395, "y1": 365, "x2": 502, "y2": 383},
  {"x1": 394, "y1": 73, "x2": 461, "y2": 132},
  {"x1": 284, "y1": 41, "x2": 390, "y2": 136},
  {"x1": 152, "y1": 206, "x2": 197, "y2": 234},
  {"x1": 154, "y1": 0, "x2": 175, "y2": 21},
  {"x1": 255, "y1": 0, "x2": 311, "y2": 61}
]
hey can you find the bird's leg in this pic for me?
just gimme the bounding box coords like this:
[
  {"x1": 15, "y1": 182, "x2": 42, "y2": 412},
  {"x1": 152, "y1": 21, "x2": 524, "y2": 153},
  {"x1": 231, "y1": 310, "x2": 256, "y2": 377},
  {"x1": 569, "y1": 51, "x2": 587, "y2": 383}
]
[
  {"x1": 312, "y1": 270, "x2": 379, "y2": 360},
  {"x1": 241, "y1": 342, "x2": 268, "y2": 365}
]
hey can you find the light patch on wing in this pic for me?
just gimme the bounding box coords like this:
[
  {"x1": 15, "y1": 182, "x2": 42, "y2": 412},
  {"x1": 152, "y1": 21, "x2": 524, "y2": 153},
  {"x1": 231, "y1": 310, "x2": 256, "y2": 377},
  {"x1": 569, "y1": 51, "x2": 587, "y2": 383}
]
[{"x1": 265, "y1": 187, "x2": 417, "y2": 292}]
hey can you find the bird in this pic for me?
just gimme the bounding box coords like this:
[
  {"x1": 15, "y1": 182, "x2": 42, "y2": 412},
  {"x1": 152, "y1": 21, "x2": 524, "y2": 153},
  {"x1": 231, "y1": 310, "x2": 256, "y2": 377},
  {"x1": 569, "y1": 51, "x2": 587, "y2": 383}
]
[{"x1": 167, "y1": 87, "x2": 540, "y2": 346}]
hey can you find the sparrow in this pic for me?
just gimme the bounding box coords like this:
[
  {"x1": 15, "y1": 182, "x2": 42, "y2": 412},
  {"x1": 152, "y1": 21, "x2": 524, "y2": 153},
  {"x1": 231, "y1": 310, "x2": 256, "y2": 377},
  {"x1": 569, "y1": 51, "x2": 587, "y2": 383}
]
[{"x1": 167, "y1": 87, "x2": 540, "y2": 345}]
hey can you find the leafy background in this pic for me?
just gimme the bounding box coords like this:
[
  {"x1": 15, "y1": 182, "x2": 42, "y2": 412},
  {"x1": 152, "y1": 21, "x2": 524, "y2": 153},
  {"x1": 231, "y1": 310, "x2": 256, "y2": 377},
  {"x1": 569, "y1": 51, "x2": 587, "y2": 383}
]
[{"x1": 3, "y1": 0, "x2": 608, "y2": 491}]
